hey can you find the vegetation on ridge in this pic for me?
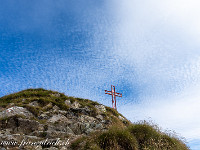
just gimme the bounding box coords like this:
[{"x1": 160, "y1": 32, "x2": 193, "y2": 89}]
[
  {"x1": 0, "y1": 88, "x2": 190, "y2": 150},
  {"x1": 71, "y1": 121, "x2": 189, "y2": 150}
]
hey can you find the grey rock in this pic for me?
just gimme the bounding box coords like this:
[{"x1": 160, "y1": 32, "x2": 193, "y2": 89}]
[
  {"x1": 7, "y1": 103, "x2": 15, "y2": 108},
  {"x1": 52, "y1": 105, "x2": 60, "y2": 113},
  {"x1": 24, "y1": 145, "x2": 42, "y2": 150},
  {"x1": 69, "y1": 123, "x2": 83, "y2": 135},
  {"x1": 46, "y1": 131, "x2": 70, "y2": 139},
  {"x1": 103, "y1": 119, "x2": 111, "y2": 124},
  {"x1": 71, "y1": 101, "x2": 81, "y2": 109},
  {"x1": 95, "y1": 105, "x2": 106, "y2": 114},
  {"x1": 85, "y1": 128, "x2": 94, "y2": 135},
  {"x1": 38, "y1": 113, "x2": 50, "y2": 120},
  {"x1": 80, "y1": 115, "x2": 96, "y2": 123},
  {"x1": 84, "y1": 106, "x2": 91, "y2": 112},
  {"x1": 66, "y1": 126, "x2": 74, "y2": 135},
  {"x1": 49, "y1": 147, "x2": 59, "y2": 150},
  {"x1": 17, "y1": 118, "x2": 40, "y2": 134},
  {"x1": 96, "y1": 114, "x2": 104, "y2": 121},
  {"x1": 95, "y1": 123, "x2": 103, "y2": 129},
  {"x1": 23, "y1": 135, "x2": 43, "y2": 141},
  {"x1": 53, "y1": 105, "x2": 59, "y2": 110},
  {"x1": 5, "y1": 129, "x2": 11, "y2": 134},
  {"x1": 60, "y1": 146, "x2": 68, "y2": 150},
  {"x1": 38, "y1": 124, "x2": 44, "y2": 131},
  {"x1": 0, "y1": 117, "x2": 39, "y2": 135},
  {"x1": 35, "y1": 145, "x2": 43, "y2": 150},
  {"x1": 52, "y1": 93, "x2": 60, "y2": 97},
  {"x1": 58, "y1": 110, "x2": 67, "y2": 115},
  {"x1": 29, "y1": 101, "x2": 39, "y2": 107},
  {"x1": 0, "y1": 107, "x2": 4, "y2": 112},
  {"x1": 65, "y1": 100, "x2": 71, "y2": 106},
  {"x1": 48, "y1": 114, "x2": 68, "y2": 123},
  {"x1": 43, "y1": 102, "x2": 53, "y2": 110},
  {"x1": 69, "y1": 107, "x2": 91, "y2": 116},
  {"x1": 0, "y1": 106, "x2": 33, "y2": 119},
  {"x1": 118, "y1": 115, "x2": 126, "y2": 121}
]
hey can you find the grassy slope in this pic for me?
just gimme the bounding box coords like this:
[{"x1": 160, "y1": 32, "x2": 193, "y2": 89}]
[
  {"x1": 0, "y1": 89, "x2": 190, "y2": 150},
  {"x1": 70, "y1": 122, "x2": 189, "y2": 150}
]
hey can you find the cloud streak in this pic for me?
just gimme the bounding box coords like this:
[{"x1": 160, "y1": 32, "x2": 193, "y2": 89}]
[{"x1": 109, "y1": 0, "x2": 200, "y2": 149}]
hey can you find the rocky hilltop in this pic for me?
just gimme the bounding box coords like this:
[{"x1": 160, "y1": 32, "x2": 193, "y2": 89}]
[{"x1": 0, "y1": 89, "x2": 189, "y2": 150}]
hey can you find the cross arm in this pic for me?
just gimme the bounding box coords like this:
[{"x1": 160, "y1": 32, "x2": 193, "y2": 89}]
[
  {"x1": 105, "y1": 90, "x2": 112, "y2": 95},
  {"x1": 115, "y1": 92, "x2": 122, "y2": 97}
]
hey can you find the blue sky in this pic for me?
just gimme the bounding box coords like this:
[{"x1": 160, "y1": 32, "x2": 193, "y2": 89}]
[{"x1": 1, "y1": 0, "x2": 200, "y2": 149}]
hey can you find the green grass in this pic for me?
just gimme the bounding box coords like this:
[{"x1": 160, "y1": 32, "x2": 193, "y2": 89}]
[
  {"x1": 24, "y1": 105, "x2": 41, "y2": 117},
  {"x1": 67, "y1": 96, "x2": 76, "y2": 103},
  {"x1": 70, "y1": 122, "x2": 189, "y2": 150},
  {"x1": 0, "y1": 88, "x2": 103, "y2": 117},
  {"x1": 97, "y1": 126, "x2": 138, "y2": 150},
  {"x1": 105, "y1": 106, "x2": 120, "y2": 117},
  {"x1": 128, "y1": 121, "x2": 189, "y2": 150},
  {"x1": 70, "y1": 136, "x2": 87, "y2": 150},
  {"x1": 0, "y1": 88, "x2": 70, "y2": 111}
]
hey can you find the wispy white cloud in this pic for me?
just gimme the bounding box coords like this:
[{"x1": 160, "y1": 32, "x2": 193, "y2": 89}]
[
  {"x1": 109, "y1": 0, "x2": 200, "y2": 148},
  {"x1": 120, "y1": 84, "x2": 200, "y2": 149}
]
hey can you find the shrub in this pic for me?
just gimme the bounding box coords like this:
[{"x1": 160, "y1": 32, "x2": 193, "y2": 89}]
[
  {"x1": 128, "y1": 122, "x2": 189, "y2": 150},
  {"x1": 97, "y1": 126, "x2": 138, "y2": 150}
]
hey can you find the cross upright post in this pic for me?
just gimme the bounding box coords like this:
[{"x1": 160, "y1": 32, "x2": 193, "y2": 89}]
[{"x1": 105, "y1": 85, "x2": 122, "y2": 110}]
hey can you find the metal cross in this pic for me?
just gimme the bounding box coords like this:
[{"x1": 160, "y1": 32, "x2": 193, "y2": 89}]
[{"x1": 105, "y1": 85, "x2": 122, "y2": 110}]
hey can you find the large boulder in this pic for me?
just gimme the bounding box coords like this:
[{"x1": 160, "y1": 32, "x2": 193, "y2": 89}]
[
  {"x1": 0, "y1": 116, "x2": 39, "y2": 135},
  {"x1": 0, "y1": 106, "x2": 33, "y2": 119},
  {"x1": 17, "y1": 118, "x2": 40, "y2": 134}
]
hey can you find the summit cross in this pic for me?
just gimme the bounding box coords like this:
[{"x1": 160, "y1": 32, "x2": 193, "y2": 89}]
[{"x1": 105, "y1": 85, "x2": 122, "y2": 110}]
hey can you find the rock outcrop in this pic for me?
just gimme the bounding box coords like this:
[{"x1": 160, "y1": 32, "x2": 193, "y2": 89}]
[{"x1": 0, "y1": 89, "x2": 128, "y2": 150}]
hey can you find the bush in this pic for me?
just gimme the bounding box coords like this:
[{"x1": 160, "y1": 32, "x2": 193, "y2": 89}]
[
  {"x1": 98, "y1": 126, "x2": 138, "y2": 150},
  {"x1": 128, "y1": 122, "x2": 189, "y2": 150},
  {"x1": 70, "y1": 122, "x2": 189, "y2": 150}
]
